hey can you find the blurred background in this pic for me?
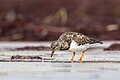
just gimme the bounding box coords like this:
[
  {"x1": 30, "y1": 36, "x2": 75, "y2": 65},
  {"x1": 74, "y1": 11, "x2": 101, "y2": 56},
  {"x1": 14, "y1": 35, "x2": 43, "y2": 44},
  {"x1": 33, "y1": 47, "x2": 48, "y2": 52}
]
[{"x1": 0, "y1": 0, "x2": 120, "y2": 41}]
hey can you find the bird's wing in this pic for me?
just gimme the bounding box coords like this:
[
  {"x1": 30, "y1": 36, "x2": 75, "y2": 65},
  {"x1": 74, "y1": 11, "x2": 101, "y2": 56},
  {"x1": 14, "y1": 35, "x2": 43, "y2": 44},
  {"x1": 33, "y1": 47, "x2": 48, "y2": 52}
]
[
  {"x1": 58, "y1": 32, "x2": 102, "y2": 49},
  {"x1": 58, "y1": 32, "x2": 89, "y2": 47},
  {"x1": 89, "y1": 38, "x2": 103, "y2": 44},
  {"x1": 72, "y1": 34, "x2": 91, "y2": 45},
  {"x1": 72, "y1": 33, "x2": 103, "y2": 45}
]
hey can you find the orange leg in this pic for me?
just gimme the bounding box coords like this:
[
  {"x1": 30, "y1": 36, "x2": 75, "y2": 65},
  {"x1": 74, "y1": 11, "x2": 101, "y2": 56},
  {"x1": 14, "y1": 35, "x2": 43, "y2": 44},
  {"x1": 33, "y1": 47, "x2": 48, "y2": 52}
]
[
  {"x1": 71, "y1": 52, "x2": 76, "y2": 62},
  {"x1": 79, "y1": 51, "x2": 85, "y2": 63}
]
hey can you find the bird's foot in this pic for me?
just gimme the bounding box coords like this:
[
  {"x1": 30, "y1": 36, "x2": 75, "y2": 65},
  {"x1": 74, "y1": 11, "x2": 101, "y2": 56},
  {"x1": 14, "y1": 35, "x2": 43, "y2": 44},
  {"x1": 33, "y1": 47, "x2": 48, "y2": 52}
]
[
  {"x1": 78, "y1": 57, "x2": 82, "y2": 63},
  {"x1": 71, "y1": 59, "x2": 74, "y2": 63}
]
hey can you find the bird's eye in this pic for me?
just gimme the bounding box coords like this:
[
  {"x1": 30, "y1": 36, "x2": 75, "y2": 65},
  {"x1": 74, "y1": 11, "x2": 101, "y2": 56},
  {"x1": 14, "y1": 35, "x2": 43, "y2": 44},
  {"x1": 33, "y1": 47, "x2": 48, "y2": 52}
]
[{"x1": 52, "y1": 47, "x2": 55, "y2": 49}]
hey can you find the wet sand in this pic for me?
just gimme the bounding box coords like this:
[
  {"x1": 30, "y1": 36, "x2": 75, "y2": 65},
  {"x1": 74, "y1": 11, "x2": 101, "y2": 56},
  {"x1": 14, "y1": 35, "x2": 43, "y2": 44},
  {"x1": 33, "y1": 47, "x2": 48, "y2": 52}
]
[{"x1": 0, "y1": 41, "x2": 120, "y2": 80}]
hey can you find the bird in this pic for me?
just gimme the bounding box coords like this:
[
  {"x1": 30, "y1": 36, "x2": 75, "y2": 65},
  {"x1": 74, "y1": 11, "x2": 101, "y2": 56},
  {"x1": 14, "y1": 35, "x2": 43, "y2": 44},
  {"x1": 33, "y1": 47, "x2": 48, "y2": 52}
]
[{"x1": 50, "y1": 32, "x2": 103, "y2": 63}]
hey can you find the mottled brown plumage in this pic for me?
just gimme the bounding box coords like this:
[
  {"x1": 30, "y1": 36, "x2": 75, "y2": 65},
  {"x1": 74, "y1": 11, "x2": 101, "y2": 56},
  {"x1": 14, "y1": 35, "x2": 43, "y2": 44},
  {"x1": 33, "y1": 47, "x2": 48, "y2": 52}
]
[
  {"x1": 50, "y1": 32, "x2": 103, "y2": 62},
  {"x1": 57, "y1": 32, "x2": 102, "y2": 50}
]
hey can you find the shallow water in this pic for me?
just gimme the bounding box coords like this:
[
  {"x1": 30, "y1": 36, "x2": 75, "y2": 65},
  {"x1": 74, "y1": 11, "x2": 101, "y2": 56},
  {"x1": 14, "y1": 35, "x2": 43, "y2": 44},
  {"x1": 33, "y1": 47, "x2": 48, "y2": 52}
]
[
  {"x1": 0, "y1": 41, "x2": 120, "y2": 80},
  {"x1": 0, "y1": 62, "x2": 120, "y2": 80}
]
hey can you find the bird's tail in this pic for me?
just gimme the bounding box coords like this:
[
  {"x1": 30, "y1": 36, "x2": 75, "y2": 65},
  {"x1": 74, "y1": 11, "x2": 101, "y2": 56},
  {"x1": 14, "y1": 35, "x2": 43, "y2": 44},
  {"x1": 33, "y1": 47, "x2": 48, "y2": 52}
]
[{"x1": 89, "y1": 38, "x2": 103, "y2": 44}]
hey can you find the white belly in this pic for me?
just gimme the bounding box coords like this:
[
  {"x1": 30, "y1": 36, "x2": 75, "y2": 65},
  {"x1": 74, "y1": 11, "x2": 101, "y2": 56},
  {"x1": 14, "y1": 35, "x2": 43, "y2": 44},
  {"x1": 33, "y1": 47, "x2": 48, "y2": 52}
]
[{"x1": 69, "y1": 40, "x2": 91, "y2": 52}]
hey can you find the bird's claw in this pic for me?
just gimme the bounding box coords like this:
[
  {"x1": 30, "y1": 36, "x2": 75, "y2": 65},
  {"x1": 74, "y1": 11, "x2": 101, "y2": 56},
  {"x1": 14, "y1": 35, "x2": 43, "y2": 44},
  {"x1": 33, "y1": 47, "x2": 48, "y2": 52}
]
[{"x1": 71, "y1": 59, "x2": 74, "y2": 63}]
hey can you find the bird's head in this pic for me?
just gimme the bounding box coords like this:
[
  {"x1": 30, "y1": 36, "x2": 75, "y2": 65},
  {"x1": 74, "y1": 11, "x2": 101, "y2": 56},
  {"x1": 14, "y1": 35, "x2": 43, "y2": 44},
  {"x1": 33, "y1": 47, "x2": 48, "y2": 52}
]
[{"x1": 50, "y1": 41, "x2": 60, "y2": 57}]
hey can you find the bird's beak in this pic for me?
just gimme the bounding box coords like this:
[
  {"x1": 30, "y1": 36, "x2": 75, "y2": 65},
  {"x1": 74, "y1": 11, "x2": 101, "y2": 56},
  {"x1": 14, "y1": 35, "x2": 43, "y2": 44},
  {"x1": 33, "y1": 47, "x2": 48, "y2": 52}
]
[{"x1": 51, "y1": 50, "x2": 55, "y2": 57}]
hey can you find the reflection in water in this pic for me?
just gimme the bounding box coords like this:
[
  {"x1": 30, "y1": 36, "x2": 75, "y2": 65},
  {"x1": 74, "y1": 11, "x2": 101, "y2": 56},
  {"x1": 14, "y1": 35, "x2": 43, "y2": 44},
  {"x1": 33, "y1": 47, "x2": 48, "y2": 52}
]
[
  {"x1": 53, "y1": 69, "x2": 71, "y2": 72},
  {"x1": 90, "y1": 73, "x2": 100, "y2": 79},
  {"x1": 0, "y1": 62, "x2": 120, "y2": 80},
  {"x1": 99, "y1": 67, "x2": 118, "y2": 71},
  {"x1": 49, "y1": 63, "x2": 119, "y2": 73}
]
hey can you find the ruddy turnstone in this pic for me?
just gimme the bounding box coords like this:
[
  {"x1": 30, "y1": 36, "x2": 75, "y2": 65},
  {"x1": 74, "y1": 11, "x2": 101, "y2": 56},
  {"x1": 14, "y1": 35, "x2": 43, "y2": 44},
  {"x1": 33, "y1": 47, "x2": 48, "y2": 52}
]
[{"x1": 50, "y1": 32, "x2": 103, "y2": 62}]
